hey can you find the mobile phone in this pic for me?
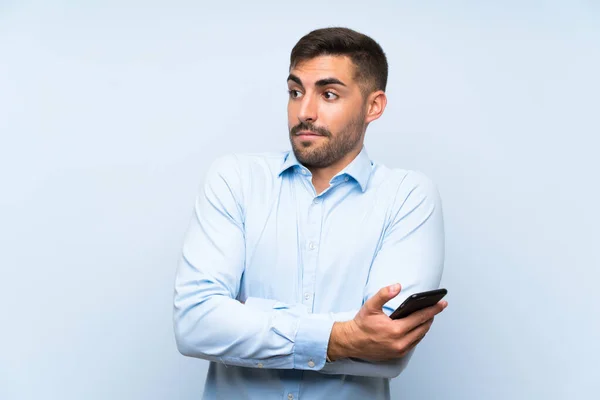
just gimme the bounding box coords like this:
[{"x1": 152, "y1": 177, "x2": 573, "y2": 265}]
[{"x1": 389, "y1": 288, "x2": 448, "y2": 320}]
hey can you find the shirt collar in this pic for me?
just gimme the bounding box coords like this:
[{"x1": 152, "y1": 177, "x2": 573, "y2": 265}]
[
  {"x1": 278, "y1": 150, "x2": 302, "y2": 176},
  {"x1": 278, "y1": 146, "x2": 373, "y2": 192},
  {"x1": 341, "y1": 146, "x2": 373, "y2": 192}
]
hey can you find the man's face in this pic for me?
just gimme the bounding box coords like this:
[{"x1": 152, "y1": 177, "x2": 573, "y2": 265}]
[{"x1": 287, "y1": 55, "x2": 367, "y2": 169}]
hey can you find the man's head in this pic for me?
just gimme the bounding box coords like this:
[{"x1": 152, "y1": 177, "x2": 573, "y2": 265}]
[{"x1": 287, "y1": 27, "x2": 388, "y2": 169}]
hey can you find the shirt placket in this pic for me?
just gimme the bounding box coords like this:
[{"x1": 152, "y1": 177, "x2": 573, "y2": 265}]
[{"x1": 301, "y1": 193, "x2": 322, "y2": 312}]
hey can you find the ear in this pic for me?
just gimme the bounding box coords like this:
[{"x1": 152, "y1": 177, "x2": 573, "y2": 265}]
[{"x1": 364, "y1": 90, "x2": 387, "y2": 124}]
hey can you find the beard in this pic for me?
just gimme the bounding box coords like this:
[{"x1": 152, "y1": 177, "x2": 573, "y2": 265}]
[{"x1": 289, "y1": 113, "x2": 365, "y2": 169}]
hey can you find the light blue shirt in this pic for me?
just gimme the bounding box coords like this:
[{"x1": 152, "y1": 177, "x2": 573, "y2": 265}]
[{"x1": 173, "y1": 146, "x2": 445, "y2": 400}]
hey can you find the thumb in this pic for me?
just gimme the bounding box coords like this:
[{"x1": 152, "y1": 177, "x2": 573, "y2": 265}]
[{"x1": 364, "y1": 283, "x2": 401, "y2": 312}]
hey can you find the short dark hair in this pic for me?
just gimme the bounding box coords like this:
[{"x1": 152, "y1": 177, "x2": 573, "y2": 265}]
[{"x1": 290, "y1": 27, "x2": 388, "y2": 95}]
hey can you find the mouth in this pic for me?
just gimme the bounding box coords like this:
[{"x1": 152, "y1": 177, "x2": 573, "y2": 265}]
[{"x1": 295, "y1": 130, "x2": 324, "y2": 138}]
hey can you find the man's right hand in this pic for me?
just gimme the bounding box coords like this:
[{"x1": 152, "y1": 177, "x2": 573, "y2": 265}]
[{"x1": 326, "y1": 284, "x2": 448, "y2": 362}]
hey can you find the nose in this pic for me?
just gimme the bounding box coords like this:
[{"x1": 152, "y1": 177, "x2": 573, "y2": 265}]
[{"x1": 298, "y1": 94, "x2": 317, "y2": 123}]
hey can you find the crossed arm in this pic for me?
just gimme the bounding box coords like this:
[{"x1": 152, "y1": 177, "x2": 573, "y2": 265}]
[{"x1": 173, "y1": 156, "x2": 445, "y2": 378}]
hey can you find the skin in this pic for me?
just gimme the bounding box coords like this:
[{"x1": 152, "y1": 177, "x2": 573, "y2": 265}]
[
  {"x1": 287, "y1": 55, "x2": 386, "y2": 194},
  {"x1": 286, "y1": 55, "x2": 448, "y2": 362},
  {"x1": 327, "y1": 284, "x2": 447, "y2": 362}
]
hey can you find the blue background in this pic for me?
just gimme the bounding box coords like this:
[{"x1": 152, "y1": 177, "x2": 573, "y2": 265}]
[{"x1": 1, "y1": 1, "x2": 598, "y2": 398}]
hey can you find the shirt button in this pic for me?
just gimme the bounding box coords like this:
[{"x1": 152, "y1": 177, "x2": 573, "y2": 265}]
[
  {"x1": 313, "y1": 198, "x2": 320, "y2": 204},
  {"x1": 308, "y1": 360, "x2": 315, "y2": 368},
  {"x1": 257, "y1": 363, "x2": 263, "y2": 368},
  {"x1": 288, "y1": 394, "x2": 294, "y2": 400},
  {"x1": 304, "y1": 293, "x2": 310, "y2": 300},
  {"x1": 308, "y1": 242, "x2": 317, "y2": 250},
  {"x1": 344, "y1": 176, "x2": 349, "y2": 182}
]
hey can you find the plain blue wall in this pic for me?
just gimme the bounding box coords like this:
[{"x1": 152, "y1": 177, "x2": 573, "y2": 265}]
[{"x1": 1, "y1": 1, "x2": 598, "y2": 399}]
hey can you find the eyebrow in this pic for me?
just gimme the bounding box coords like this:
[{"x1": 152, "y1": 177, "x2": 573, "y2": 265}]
[{"x1": 287, "y1": 74, "x2": 347, "y2": 88}]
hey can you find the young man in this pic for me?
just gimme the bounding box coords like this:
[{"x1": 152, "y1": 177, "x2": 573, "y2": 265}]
[{"x1": 173, "y1": 27, "x2": 447, "y2": 400}]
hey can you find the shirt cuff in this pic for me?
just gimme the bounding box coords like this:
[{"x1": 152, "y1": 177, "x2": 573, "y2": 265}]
[{"x1": 293, "y1": 313, "x2": 335, "y2": 371}]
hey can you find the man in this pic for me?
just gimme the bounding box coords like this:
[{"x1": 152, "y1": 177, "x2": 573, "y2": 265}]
[{"x1": 173, "y1": 27, "x2": 447, "y2": 400}]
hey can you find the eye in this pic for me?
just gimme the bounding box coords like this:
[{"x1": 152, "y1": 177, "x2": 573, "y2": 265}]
[
  {"x1": 323, "y1": 91, "x2": 339, "y2": 100},
  {"x1": 288, "y1": 89, "x2": 303, "y2": 99}
]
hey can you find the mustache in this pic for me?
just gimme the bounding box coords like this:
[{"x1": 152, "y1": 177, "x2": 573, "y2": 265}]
[{"x1": 290, "y1": 121, "x2": 331, "y2": 137}]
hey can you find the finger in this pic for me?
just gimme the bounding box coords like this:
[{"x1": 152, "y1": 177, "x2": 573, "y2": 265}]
[
  {"x1": 399, "y1": 335, "x2": 425, "y2": 358},
  {"x1": 364, "y1": 283, "x2": 402, "y2": 312},
  {"x1": 400, "y1": 301, "x2": 446, "y2": 329},
  {"x1": 397, "y1": 320, "x2": 433, "y2": 356},
  {"x1": 407, "y1": 316, "x2": 435, "y2": 335}
]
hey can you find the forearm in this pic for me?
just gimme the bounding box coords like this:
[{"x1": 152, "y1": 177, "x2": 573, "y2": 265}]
[
  {"x1": 323, "y1": 320, "x2": 411, "y2": 379},
  {"x1": 320, "y1": 351, "x2": 414, "y2": 379},
  {"x1": 243, "y1": 298, "x2": 410, "y2": 378},
  {"x1": 173, "y1": 257, "x2": 334, "y2": 370},
  {"x1": 326, "y1": 321, "x2": 353, "y2": 361}
]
